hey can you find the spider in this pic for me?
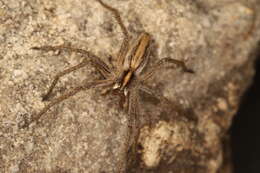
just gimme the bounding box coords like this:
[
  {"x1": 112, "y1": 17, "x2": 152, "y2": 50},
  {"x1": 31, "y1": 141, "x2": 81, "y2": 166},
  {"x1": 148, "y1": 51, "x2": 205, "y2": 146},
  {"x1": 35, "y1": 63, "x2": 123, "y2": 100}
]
[{"x1": 30, "y1": 0, "x2": 194, "y2": 171}]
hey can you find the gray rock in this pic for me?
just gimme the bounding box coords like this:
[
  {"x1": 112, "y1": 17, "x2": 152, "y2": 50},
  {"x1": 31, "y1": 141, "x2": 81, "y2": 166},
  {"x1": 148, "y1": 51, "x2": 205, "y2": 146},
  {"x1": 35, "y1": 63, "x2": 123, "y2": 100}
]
[{"x1": 0, "y1": 0, "x2": 259, "y2": 172}]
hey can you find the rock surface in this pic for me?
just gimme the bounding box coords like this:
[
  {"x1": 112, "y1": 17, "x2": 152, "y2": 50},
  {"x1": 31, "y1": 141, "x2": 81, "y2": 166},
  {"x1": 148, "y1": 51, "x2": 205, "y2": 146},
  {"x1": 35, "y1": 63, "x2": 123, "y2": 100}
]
[{"x1": 0, "y1": 0, "x2": 259, "y2": 172}]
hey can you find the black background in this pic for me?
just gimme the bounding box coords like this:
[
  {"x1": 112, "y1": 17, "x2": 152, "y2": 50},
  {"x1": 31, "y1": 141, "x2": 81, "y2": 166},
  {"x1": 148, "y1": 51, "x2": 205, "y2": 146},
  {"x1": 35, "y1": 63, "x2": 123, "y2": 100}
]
[{"x1": 231, "y1": 47, "x2": 260, "y2": 173}]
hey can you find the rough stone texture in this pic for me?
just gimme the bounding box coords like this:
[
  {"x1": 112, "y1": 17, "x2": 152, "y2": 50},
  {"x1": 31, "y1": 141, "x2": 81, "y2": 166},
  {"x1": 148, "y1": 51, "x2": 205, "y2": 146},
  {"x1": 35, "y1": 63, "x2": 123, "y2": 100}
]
[{"x1": 0, "y1": 0, "x2": 259, "y2": 173}]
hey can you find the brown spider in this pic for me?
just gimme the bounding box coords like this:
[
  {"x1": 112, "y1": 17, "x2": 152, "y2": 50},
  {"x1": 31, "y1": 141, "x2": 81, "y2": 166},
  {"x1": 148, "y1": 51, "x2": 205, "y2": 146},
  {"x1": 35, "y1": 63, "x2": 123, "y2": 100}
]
[{"x1": 30, "y1": 0, "x2": 193, "y2": 171}]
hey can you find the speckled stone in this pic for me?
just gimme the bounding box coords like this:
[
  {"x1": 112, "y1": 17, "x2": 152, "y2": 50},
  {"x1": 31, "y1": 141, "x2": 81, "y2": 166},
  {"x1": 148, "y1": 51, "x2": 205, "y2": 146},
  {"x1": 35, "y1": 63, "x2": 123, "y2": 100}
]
[{"x1": 0, "y1": 0, "x2": 260, "y2": 172}]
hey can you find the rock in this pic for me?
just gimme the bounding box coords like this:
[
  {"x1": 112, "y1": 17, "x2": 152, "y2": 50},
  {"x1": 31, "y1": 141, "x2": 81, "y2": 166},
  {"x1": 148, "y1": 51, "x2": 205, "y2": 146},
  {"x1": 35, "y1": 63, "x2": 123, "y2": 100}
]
[{"x1": 0, "y1": 0, "x2": 259, "y2": 172}]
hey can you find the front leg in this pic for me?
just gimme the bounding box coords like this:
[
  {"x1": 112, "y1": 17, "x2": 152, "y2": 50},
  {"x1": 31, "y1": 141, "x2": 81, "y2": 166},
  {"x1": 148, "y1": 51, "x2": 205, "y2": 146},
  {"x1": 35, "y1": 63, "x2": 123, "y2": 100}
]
[
  {"x1": 31, "y1": 45, "x2": 112, "y2": 78},
  {"x1": 96, "y1": 0, "x2": 131, "y2": 68}
]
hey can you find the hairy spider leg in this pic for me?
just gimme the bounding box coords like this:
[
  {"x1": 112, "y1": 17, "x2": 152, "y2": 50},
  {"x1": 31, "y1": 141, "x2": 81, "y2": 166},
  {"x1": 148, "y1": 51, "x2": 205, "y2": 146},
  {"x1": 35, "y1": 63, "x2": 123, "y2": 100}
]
[
  {"x1": 96, "y1": 0, "x2": 130, "y2": 69},
  {"x1": 125, "y1": 87, "x2": 141, "y2": 169},
  {"x1": 138, "y1": 85, "x2": 169, "y2": 104},
  {"x1": 140, "y1": 57, "x2": 194, "y2": 82},
  {"x1": 42, "y1": 60, "x2": 89, "y2": 101},
  {"x1": 31, "y1": 46, "x2": 111, "y2": 78},
  {"x1": 31, "y1": 80, "x2": 113, "y2": 126},
  {"x1": 31, "y1": 45, "x2": 113, "y2": 100}
]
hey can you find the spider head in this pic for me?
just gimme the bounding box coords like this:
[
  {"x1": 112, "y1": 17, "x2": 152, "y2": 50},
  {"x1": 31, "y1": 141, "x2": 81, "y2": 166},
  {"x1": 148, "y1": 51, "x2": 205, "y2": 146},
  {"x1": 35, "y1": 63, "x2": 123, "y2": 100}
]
[
  {"x1": 112, "y1": 70, "x2": 133, "y2": 96},
  {"x1": 112, "y1": 82, "x2": 129, "y2": 97}
]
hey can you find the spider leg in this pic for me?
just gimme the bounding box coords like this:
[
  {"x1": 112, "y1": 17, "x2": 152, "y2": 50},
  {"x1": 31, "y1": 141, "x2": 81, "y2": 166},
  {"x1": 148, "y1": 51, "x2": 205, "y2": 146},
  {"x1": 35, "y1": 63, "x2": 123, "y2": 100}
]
[
  {"x1": 31, "y1": 45, "x2": 112, "y2": 78},
  {"x1": 139, "y1": 84, "x2": 170, "y2": 106},
  {"x1": 139, "y1": 84, "x2": 186, "y2": 117},
  {"x1": 140, "y1": 58, "x2": 194, "y2": 82},
  {"x1": 96, "y1": 0, "x2": 130, "y2": 68},
  {"x1": 30, "y1": 80, "x2": 110, "y2": 126},
  {"x1": 41, "y1": 60, "x2": 89, "y2": 101},
  {"x1": 124, "y1": 88, "x2": 141, "y2": 169},
  {"x1": 96, "y1": 0, "x2": 129, "y2": 39}
]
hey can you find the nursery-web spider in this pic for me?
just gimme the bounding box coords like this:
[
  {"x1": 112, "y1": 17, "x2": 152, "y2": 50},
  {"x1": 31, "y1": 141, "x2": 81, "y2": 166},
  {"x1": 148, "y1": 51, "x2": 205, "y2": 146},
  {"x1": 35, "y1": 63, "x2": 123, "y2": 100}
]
[{"x1": 31, "y1": 0, "x2": 193, "y2": 171}]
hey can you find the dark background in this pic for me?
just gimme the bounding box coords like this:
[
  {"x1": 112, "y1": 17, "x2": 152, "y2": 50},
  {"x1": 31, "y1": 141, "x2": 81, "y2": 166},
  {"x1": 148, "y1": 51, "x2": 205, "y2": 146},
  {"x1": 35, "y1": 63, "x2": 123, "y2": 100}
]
[{"x1": 231, "y1": 47, "x2": 260, "y2": 173}]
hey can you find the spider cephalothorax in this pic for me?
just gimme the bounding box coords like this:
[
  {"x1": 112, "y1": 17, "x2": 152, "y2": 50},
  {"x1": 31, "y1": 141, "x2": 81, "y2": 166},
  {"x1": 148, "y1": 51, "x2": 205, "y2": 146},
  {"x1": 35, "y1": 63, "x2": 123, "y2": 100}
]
[{"x1": 112, "y1": 32, "x2": 151, "y2": 95}]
